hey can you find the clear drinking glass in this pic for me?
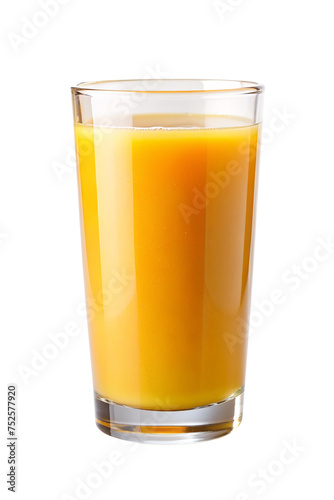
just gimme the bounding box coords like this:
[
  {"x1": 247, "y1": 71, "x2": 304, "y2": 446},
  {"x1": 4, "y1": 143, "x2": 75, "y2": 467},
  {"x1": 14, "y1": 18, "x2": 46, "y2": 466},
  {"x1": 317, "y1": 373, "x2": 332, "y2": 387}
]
[{"x1": 71, "y1": 79, "x2": 264, "y2": 443}]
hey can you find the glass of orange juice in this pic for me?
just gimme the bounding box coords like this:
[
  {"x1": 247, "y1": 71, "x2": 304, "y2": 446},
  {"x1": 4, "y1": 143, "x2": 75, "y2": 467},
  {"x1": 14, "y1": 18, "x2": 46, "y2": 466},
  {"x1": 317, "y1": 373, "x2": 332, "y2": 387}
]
[{"x1": 71, "y1": 79, "x2": 264, "y2": 443}]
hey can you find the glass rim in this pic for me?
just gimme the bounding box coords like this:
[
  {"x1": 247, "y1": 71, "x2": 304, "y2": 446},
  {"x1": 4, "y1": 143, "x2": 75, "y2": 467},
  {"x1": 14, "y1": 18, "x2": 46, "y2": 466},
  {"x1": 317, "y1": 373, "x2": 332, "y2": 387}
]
[{"x1": 71, "y1": 79, "x2": 264, "y2": 95}]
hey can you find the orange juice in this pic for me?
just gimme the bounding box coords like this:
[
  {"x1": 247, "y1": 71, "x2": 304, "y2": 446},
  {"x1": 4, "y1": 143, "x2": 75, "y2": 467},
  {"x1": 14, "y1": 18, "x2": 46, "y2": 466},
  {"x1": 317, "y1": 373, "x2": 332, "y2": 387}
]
[{"x1": 75, "y1": 114, "x2": 259, "y2": 411}]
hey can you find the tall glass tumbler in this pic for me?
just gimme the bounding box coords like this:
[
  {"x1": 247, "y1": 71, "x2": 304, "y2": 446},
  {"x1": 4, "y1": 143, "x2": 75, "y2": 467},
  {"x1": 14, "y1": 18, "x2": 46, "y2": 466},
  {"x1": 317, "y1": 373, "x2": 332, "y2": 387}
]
[{"x1": 71, "y1": 80, "x2": 264, "y2": 443}]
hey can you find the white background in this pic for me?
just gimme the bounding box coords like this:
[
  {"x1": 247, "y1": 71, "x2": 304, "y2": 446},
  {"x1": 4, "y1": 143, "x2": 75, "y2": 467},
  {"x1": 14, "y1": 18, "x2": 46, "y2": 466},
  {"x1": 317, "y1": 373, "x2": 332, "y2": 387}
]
[{"x1": 1, "y1": 0, "x2": 334, "y2": 499}]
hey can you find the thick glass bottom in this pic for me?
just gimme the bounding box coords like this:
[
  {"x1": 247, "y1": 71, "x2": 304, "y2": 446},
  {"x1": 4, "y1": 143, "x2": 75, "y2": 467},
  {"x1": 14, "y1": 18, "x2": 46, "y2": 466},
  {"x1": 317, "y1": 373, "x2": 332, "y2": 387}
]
[{"x1": 94, "y1": 388, "x2": 244, "y2": 444}]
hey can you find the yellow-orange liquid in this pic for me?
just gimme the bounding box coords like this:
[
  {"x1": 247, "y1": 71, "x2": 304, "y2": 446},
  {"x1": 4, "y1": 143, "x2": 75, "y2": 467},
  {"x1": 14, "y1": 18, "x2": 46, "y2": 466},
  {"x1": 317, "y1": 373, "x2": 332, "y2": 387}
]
[{"x1": 75, "y1": 114, "x2": 259, "y2": 410}]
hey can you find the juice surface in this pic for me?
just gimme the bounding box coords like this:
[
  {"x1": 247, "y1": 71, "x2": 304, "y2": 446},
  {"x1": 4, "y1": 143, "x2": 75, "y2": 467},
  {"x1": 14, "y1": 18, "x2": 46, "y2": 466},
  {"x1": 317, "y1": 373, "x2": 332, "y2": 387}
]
[{"x1": 75, "y1": 114, "x2": 259, "y2": 410}]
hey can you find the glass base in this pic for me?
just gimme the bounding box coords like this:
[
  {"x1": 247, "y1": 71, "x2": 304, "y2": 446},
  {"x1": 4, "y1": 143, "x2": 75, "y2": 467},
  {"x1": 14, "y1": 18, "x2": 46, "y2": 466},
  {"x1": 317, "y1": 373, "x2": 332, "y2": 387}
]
[{"x1": 94, "y1": 388, "x2": 244, "y2": 444}]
